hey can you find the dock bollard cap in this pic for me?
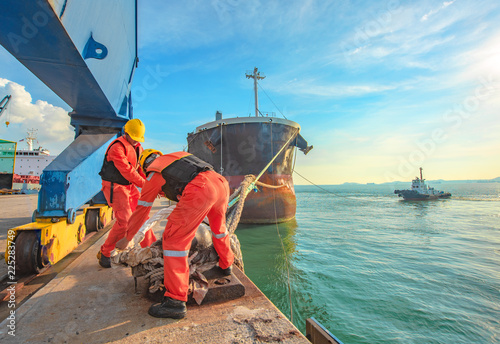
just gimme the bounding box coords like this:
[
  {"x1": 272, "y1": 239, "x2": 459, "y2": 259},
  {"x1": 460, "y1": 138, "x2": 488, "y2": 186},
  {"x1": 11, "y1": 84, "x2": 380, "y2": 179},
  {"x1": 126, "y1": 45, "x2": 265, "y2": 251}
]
[{"x1": 124, "y1": 119, "x2": 145, "y2": 142}]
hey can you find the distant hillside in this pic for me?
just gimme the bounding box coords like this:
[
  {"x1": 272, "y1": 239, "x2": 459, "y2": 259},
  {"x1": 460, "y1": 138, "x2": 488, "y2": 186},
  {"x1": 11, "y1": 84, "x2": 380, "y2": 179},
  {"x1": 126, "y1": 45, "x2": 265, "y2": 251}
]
[
  {"x1": 300, "y1": 177, "x2": 500, "y2": 187},
  {"x1": 377, "y1": 177, "x2": 500, "y2": 185}
]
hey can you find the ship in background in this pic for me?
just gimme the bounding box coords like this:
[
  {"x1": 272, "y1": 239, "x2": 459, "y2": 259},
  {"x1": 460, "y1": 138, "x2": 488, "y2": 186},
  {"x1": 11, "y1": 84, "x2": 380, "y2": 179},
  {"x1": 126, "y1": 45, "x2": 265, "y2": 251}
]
[
  {"x1": 187, "y1": 68, "x2": 312, "y2": 224},
  {"x1": 13, "y1": 129, "x2": 56, "y2": 189},
  {"x1": 394, "y1": 168, "x2": 451, "y2": 200}
]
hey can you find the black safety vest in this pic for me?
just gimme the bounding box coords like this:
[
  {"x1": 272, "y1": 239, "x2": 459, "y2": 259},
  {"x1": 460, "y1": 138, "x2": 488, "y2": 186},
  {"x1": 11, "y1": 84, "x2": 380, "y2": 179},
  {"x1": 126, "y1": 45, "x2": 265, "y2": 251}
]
[
  {"x1": 151, "y1": 154, "x2": 214, "y2": 201},
  {"x1": 99, "y1": 139, "x2": 140, "y2": 185}
]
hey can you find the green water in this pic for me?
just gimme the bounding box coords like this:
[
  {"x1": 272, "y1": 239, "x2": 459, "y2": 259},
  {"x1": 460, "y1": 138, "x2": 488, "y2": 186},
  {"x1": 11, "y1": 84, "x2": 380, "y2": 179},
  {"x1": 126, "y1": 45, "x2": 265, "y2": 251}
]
[{"x1": 236, "y1": 182, "x2": 500, "y2": 344}]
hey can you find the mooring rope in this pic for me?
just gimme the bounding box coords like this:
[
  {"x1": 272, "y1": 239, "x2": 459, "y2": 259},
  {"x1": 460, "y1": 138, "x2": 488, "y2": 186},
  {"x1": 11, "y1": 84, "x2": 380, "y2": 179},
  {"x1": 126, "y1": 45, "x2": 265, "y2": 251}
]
[
  {"x1": 228, "y1": 127, "x2": 300, "y2": 208},
  {"x1": 254, "y1": 180, "x2": 285, "y2": 189},
  {"x1": 294, "y1": 169, "x2": 346, "y2": 196},
  {"x1": 226, "y1": 175, "x2": 255, "y2": 235},
  {"x1": 270, "y1": 122, "x2": 294, "y2": 324}
]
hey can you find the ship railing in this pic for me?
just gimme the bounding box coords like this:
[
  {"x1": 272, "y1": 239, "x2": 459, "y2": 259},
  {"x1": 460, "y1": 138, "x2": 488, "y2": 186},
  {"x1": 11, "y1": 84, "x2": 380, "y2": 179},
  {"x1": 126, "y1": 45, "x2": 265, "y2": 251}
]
[{"x1": 254, "y1": 111, "x2": 277, "y2": 117}]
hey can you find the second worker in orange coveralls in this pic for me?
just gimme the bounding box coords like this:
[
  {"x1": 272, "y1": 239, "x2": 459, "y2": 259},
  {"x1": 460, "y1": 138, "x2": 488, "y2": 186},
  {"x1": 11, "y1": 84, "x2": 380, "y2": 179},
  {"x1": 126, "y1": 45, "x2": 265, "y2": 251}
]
[
  {"x1": 96, "y1": 119, "x2": 157, "y2": 268},
  {"x1": 115, "y1": 150, "x2": 234, "y2": 319}
]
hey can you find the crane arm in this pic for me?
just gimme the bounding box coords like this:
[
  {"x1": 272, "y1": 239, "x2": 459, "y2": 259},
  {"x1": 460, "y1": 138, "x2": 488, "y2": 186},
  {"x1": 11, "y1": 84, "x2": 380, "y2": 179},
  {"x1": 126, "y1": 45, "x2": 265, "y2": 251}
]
[{"x1": 0, "y1": 94, "x2": 11, "y2": 118}]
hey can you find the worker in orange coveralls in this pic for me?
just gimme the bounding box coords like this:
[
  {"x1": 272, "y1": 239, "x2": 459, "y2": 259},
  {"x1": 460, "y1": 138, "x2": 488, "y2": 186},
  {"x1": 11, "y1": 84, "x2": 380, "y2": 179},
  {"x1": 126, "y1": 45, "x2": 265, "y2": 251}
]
[
  {"x1": 96, "y1": 119, "x2": 157, "y2": 268},
  {"x1": 116, "y1": 150, "x2": 234, "y2": 319}
]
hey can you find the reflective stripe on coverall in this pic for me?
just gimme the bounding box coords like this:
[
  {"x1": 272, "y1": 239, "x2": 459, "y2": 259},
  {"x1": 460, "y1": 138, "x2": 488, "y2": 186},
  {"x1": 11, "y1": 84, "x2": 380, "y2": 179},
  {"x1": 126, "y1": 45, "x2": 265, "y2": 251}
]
[
  {"x1": 125, "y1": 155, "x2": 234, "y2": 302},
  {"x1": 100, "y1": 136, "x2": 156, "y2": 257}
]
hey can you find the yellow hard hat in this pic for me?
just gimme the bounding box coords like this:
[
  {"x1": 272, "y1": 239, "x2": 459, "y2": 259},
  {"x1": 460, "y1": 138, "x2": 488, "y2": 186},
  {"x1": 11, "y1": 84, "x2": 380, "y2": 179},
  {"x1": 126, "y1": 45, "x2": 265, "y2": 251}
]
[
  {"x1": 124, "y1": 118, "x2": 145, "y2": 142},
  {"x1": 139, "y1": 149, "x2": 163, "y2": 170}
]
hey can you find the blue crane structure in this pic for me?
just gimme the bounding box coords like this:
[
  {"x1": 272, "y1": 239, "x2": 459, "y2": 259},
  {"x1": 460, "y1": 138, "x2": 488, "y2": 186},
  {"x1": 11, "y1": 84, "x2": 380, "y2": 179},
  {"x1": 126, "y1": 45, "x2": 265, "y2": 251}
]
[
  {"x1": 0, "y1": 0, "x2": 139, "y2": 273},
  {"x1": 0, "y1": 0, "x2": 138, "y2": 222}
]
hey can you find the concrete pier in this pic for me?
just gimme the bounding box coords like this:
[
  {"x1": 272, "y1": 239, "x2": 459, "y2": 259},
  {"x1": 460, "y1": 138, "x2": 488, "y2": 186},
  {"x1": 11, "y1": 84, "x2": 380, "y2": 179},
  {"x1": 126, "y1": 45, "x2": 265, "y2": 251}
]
[
  {"x1": 0, "y1": 194, "x2": 309, "y2": 343},
  {"x1": 0, "y1": 194, "x2": 38, "y2": 251}
]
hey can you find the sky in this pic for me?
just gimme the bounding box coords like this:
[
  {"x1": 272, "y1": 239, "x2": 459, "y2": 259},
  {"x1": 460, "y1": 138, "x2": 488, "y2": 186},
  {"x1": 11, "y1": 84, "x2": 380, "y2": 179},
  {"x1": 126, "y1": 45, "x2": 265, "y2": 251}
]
[{"x1": 0, "y1": 0, "x2": 499, "y2": 185}]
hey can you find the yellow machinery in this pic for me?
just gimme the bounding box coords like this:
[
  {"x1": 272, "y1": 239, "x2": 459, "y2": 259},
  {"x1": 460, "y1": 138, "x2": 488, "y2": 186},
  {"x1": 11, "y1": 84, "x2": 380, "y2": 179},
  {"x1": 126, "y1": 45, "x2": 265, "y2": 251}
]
[{"x1": 6, "y1": 206, "x2": 113, "y2": 274}]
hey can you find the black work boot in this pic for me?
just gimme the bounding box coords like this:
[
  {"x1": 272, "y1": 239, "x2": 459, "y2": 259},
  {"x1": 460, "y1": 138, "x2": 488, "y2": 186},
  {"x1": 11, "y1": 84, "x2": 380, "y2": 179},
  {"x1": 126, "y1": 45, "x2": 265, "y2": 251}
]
[
  {"x1": 220, "y1": 265, "x2": 232, "y2": 276},
  {"x1": 97, "y1": 251, "x2": 111, "y2": 268},
  {"x1": 148, "y1": 297, "x2": 187, "y2": 319}
]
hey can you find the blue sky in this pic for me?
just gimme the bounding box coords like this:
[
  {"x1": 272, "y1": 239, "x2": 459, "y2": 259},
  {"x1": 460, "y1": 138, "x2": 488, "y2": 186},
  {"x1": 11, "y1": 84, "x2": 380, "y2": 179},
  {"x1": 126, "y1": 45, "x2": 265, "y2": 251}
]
[{"x1": 1, "y1": 0, "x2": 499, "y2": 184}]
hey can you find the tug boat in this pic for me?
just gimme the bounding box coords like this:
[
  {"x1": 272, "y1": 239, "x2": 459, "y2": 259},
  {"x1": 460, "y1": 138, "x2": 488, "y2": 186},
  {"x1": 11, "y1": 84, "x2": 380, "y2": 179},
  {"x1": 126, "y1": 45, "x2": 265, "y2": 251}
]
[{"x1": 394, "y1": 168, "x2": 451, "y2": 200}]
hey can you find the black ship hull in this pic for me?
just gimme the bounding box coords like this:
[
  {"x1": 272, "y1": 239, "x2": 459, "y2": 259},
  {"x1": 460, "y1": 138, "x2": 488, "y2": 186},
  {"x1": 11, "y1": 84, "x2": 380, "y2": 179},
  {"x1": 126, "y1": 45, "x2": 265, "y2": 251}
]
[{"x1": 187, "y1": 117, "x2": 309, "y2": 223}]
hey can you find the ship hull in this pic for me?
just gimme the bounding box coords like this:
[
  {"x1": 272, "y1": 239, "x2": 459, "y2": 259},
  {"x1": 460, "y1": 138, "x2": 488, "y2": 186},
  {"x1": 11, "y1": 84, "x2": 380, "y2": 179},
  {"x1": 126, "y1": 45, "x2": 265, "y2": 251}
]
[
  {"x1": 188, "y1": 117, "x2": 299, "y2": 224},
  {"x1": 13, "y1": 174, "x2": 40, "y2": 184},
  {"x1": 225, "y1": 174, "x2": 296, "y2": 223}
]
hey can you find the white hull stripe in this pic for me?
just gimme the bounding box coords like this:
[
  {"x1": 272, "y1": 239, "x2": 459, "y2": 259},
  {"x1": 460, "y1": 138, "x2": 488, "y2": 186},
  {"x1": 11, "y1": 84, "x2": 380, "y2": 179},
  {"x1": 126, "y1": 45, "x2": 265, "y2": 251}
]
[
  {"x1": 163, "y1": 250, "x2": 189, "y2": 257},
  {"x1": 212, "y1": 231, "x2": 228, "y2": 239},
  {"x1": 138, "y1": 200, "x2": 154, "y2": 207}
]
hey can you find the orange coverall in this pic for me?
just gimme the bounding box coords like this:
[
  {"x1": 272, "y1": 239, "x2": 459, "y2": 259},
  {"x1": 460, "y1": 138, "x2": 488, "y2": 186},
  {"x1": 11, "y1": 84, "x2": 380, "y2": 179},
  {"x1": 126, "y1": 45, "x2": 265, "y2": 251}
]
[
  {"x1": 125, "y1": 154, "x2": 234, "y2": 302},
  {"x1": 100, "y1": 136, "x2": 156, "y2": 257}
]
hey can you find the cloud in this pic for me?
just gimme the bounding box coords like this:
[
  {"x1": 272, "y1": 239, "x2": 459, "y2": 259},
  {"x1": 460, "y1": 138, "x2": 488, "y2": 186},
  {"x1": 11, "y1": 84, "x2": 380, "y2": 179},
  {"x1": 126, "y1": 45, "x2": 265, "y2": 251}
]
[
  {"x1": 335, "y1": 0, "x2": 486, "y2": 72},
  {"x1": 268, "y1": 77, "x2": 396, "y2": 97},
  {"x1": 0, "y1": 79, "x2": 73, "y2": 154},
  {"x1": 138, "y1": 0, "x2": 339, "y2": 58},
  {"x1": 421, "y1": 0, "x2": 456, "y2": 21},
  {"x1": 459, "y1": 30, "x2": 500, "y2": 81}
]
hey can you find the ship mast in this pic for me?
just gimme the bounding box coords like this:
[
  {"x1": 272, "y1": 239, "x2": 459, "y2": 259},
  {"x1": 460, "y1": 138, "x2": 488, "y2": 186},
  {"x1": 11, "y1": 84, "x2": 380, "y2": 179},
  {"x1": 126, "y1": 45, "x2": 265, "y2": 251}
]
[
  {"x1": 26, "y1": 129, "x2": 38, "y2": 151},
  {"x1": 420, "y1": 167, "x2": 423, "y2": 181},
  {"x1": 245, "y1": 67, "x2": 265, "y2": 117}
]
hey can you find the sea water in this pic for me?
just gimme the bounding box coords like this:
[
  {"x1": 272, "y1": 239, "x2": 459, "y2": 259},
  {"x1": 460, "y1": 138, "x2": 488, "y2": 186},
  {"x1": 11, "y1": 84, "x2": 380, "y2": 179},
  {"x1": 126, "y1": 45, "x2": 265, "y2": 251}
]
[{"x1": 236, "y1": 182, "x2": 500, "y2": 344}]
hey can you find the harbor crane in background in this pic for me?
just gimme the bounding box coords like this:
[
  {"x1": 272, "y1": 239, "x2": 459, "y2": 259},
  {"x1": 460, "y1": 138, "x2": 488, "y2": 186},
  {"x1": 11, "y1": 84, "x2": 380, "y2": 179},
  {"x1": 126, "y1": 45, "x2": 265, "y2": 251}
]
[
  {"x1": 0, "y1": 94, "x2": 11, "y2": 127},
  {"x1": 0, "y1": 0, "x2": 138, "y2": 273}
]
